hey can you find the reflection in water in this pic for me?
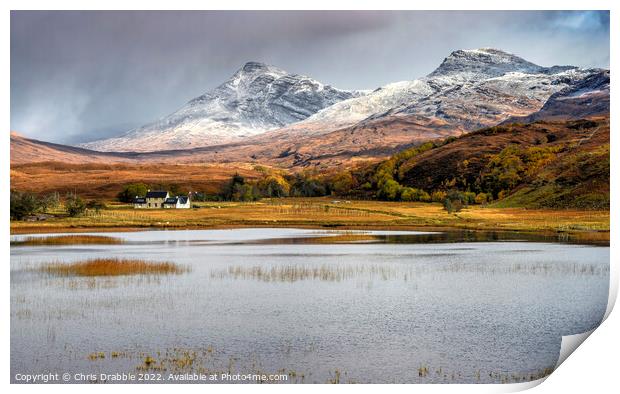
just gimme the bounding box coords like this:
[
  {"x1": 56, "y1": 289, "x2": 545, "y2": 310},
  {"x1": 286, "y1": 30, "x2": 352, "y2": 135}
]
[{"x1": 10, "y1": 228, "x2": 610, "y2": 384}]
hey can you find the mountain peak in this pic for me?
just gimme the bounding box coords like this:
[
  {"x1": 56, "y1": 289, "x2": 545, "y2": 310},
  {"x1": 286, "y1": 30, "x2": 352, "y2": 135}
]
[
  {"x1": 235, "y1": 61, "x2": 286, "y2": 77},
  {"x1": 428, "y1": 47, "x2": 543, "y2": 78},
  {"x1": 80, "y1": 61, "x2": 361, "y2": 152},
  {"x1": 240, "y1": 61, "x2": 272, "y2": 72}
]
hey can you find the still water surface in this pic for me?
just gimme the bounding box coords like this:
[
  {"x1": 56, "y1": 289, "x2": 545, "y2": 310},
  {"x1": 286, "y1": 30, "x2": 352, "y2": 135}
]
[{"x1": 10, "y1": 228, "x2": 609, "y2": 383}]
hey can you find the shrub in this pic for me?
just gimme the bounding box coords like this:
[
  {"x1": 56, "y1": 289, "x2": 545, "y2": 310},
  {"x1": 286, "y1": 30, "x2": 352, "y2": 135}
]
[
  {"x1": 86, "y1": 199, "x2": 106, "y2": 213},
  {"x1": 401, "y1": 187, "x2": 431, "y2": 202},
  {"x1": 418, "y1": 190, "x2": 431, "y2": 202},
  {"x1": 191, "y1": 192, "x2": 222, "y2": 202},
  {"x1": 431, "y1": 190, "x2": 447, "y2": 202},
  {"x1": 475, "y1": 192, "x2": 488, "y2": 205},
  {"x1": 463, "y1": 191, "x2": 476, "y2": 205},
  {"x1": 400, "y1": 187, "x2": 417, "y2": 202}
]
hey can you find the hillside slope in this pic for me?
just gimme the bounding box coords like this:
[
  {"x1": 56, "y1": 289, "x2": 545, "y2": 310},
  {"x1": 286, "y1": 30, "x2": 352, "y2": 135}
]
[
  {"x1": 359, "y1": 117, "x2": 609, "y2": 209},
  {"x1": 10, "y1": 132, "x2": 136, "y2": 164}
]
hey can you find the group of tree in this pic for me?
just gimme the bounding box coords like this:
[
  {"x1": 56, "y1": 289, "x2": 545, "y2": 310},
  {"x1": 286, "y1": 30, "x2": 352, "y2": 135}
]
[
  {"x1": 218, "y1": 170, "x2": 336, "y2": 202},
  {"x1": 319, "y1": 135, "x2": 567, "y2": 212},
  {"x1": 10, "y1": 190, "x2": 105, "y2": 220},
  {"x1": 117, "y1": 183, "x2": 149, "y2": 203}
]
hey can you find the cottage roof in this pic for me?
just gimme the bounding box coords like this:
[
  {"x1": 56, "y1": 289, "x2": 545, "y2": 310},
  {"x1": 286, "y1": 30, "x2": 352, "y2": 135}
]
[
  {"x1": 163, "y1": 197, "x2": 178, "y2": 204},
  {"x1": 146, "y1": 191, "x2": 168, "y2": 198},
  {"x1": 178, "y1": 196, "x2": 189, "y2": 204},
  {"x1": 133, "y1": 197, "x2": 147, "y2": 204}
]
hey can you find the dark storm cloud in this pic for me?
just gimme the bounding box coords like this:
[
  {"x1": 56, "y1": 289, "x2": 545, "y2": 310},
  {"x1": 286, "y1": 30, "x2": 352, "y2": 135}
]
[{"x1": 10, "y1": 10, "x2": 610, "y2": 144}]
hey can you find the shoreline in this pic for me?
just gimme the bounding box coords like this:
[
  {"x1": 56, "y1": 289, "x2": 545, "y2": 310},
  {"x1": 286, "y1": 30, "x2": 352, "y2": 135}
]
[
  {"x1": 9, "y1": 222, "x2": 610, "y2": 246},
  {"x1": 10, "y1": 199, "x2": 609, "y2": 245}
]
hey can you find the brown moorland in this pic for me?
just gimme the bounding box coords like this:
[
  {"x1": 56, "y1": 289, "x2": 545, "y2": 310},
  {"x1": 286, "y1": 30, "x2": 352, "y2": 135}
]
[
  {"x1": 10, "y1": 111, "x2": 466, "y2": 169},
  {"x1": 10, "y1": 161, "x2": 262, "y2": 199}
]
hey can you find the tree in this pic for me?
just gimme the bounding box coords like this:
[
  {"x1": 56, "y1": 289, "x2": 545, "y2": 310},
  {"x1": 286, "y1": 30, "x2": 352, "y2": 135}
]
[
  {"x1": 40, "y1": 192, "x2": 60, "y2": 213},
  {"x1": 117, "y1": 183, "x2": 148, "y2": 203},
  {"x1": 223, "y1": 173, "x2": 247, "y2": 200},
  {"x1": 331, "y1": 171, "x2": 355, "y2": 196},
  {"x1": 290, "y1": 174, "x2": 328, "y2": 197},
  {"x1": 257, "y1": 175, "x2": 290, "y2": 198},
  {"x1": 10, "y1": 191, "x2": 41, "y2": 220},
  {"x1": 442, "y1": 190, "x2": 467, "y2": 213},
  {"x1": 378, "y1": 179, "x2": 401, "y2": 200},
  {"x1": 65, "y1": 194, "x2": 87, "y2": 217}
]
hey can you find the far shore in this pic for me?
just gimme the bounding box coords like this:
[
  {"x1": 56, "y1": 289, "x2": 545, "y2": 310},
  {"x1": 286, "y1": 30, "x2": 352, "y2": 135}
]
[{"x1": 9, "y1": 198, "x2": 609, "y2": 245}]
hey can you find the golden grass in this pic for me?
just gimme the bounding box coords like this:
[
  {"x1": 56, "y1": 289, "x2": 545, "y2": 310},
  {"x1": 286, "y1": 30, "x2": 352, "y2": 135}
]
[
  {"x1": 41, "y1": 258, "x2": 186, "y2": 277},
  {"x1": 10, "y1": 197, "x2": 609, "y2": 243},
  {"x1": 12, "y1": 234, "x2": 123, "y2": 246}
]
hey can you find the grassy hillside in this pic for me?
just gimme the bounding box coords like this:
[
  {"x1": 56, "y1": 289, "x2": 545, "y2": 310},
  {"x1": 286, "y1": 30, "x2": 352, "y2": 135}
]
[{"x1": 351, "y1": 117, "x2": 609, "y2": 209}]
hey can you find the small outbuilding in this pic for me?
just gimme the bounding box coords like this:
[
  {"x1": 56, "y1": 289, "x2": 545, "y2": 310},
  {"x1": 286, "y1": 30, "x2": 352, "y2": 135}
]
[
  {"x1": 133, "y1": 197, "x2": 148, "y2": 209},
  {"x1": 162, "y1": 196, "x2": 191, "y2": 209}
]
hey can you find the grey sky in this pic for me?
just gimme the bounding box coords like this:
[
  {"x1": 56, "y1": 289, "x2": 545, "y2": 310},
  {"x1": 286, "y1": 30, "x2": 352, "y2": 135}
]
[{"x1": 10, "y1": 10, "x2": 610, "y2": 144}]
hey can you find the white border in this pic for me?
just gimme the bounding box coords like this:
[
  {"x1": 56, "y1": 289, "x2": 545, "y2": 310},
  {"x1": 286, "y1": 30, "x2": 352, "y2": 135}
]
[{"x1": 3, "y1": 1, "x2": 617, "y2": 393}]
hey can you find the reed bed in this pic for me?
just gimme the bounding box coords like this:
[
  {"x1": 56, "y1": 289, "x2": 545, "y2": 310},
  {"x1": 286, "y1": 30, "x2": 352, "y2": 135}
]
[
  {"x1": 13, "y1": 234, "x2": 123, "y2": 246},
  {"x1": 210, "y1": 260, "x2": 608, "y2": 283},
  {"x1": 41, "y1": 258, "x2": 187, "y2": 277},
  {"x1": 211, "y1": 264, "x2": 398, "y2": 282}
]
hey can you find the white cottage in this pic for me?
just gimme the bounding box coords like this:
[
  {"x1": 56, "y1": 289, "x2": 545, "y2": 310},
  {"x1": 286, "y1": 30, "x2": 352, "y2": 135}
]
[{"x1": 133, "y1": 190, "x2": 190, "y2": 209}]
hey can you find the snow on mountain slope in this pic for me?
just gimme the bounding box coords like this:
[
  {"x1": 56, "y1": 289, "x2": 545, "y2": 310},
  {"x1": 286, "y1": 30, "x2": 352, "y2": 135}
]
[
  {"x1": 290, "y1": 48, "x2": 599, "y2": 134},
  {"x1": 80, "y1": 62, "x2": 365, "y2": 152},
  {"x1": 80, "y1": 48, "x2": 603, "y2": 153},
  {"x1": 294, "y1": 80, "x2": 435, "y2": 130},
  {"x1": 502, "y1": 70, "x2": 610, "y2": 124}
]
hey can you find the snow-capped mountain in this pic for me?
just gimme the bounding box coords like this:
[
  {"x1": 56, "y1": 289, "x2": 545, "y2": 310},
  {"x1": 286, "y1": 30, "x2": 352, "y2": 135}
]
[
  {"x1": 502, "y1": 69, "x2": 610, "y2": 124},
  {"x1": 80, "y1": 62, "x2": 366, "y2": 152},
  {"x1": 80, "y1": 48, "x2": 604, "y2": 154},
  {"x1": 289, "y1": 48, "x2": 599, "y2": 134}
]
